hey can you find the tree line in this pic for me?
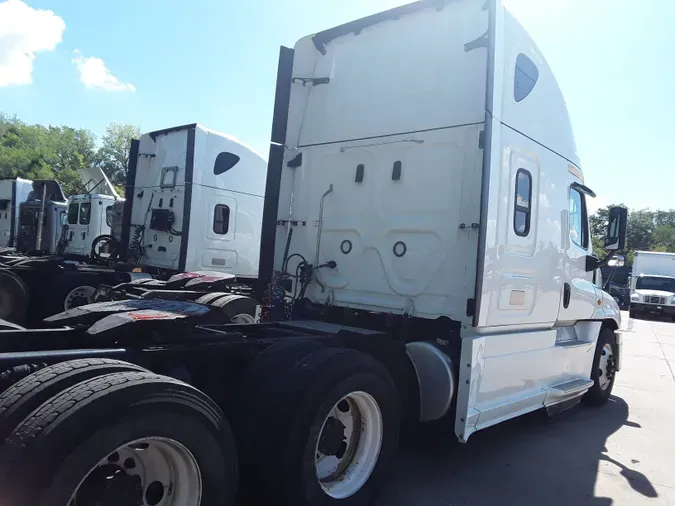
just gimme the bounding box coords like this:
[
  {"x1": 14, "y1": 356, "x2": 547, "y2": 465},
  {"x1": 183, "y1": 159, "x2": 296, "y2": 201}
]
[
  {"x1": 0, "y1": 113, "x2": 139, "y2": 197},
  {"x1": 591, "y1": 206, "x2": 675, "y2": 265}
]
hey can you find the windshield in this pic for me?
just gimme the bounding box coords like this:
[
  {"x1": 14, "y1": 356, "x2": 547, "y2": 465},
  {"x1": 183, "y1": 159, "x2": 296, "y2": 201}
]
[{"x1": 636, "y1": 276, "x2": 675, "y2": 292}]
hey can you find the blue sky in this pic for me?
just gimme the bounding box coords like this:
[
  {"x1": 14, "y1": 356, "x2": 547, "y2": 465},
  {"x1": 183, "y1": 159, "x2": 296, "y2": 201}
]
[{"x1": 0, "y1": 0, "x2": 672, "y2": 212}]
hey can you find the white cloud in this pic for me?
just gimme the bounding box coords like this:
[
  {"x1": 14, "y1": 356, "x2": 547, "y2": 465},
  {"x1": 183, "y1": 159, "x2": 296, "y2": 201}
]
[
  {"x1": 72, "y1": 49, "x2": 135, "y2": 92},
  {"x1": 0, "y1": 0, "x2": 65, "y2": 86}
]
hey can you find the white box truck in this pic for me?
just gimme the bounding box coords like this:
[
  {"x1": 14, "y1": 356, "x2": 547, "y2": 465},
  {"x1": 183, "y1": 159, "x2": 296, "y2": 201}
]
[
  {"x1": 630, "y1": 250, "x2": 675, "y2": 319},
  {"x1": 0, "y1": 2, "x2": 628, "y2": 506}
]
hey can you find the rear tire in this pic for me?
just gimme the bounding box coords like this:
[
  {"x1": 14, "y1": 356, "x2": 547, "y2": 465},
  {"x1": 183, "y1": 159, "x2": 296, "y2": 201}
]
[
  {"x1": 0, "y1": 371, "x2": 237, "y2": 506},
  {"x1": 0, "y1": 358, "x2": 147, "y2": 444},
  {"x1": 212, "y1": 294, "x2": 258, "y2": 323},
  {"x1": 0, "y1": 269, "x2": 28, "y2": 324},
  {"x1": 583, "y1": 328, "x2": 617, "y2": 406},
  {"x1": 42, "y1": 272, "x2": 100, "y2": 318},
  {"x1": 236, "y1": 346, "x2": 400, "y2": 506}
]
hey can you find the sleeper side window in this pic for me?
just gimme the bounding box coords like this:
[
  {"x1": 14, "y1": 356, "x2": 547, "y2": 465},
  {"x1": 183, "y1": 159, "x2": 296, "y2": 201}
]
[
  {"x1": 79, "y1": 202, "x2": 91, "y2": 225},
  {"x1": 67, "y1": 203, "x2": 79, "y2": 225},
  {"x1": 569, "y1": 188, "x2": 588, "y2": 249},
  {"x1": 514, "y1": 53, "x2": 539, "y2": 102},
  {"x1": 213, "y1": 204, "x2": 230, "y2": 235},
  {"x1": 514, "y1": 169, "x2": 532, "y2": 237},
  {"x1": 214, "y1": 152, "x2": 241, "y2": 175}
]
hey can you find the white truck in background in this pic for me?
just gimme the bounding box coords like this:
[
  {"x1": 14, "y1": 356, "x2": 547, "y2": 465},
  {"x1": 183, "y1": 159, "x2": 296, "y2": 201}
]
[
  {"x1": 61, "y1": 166, "x2": 124, "y2": 258},
  {"x1": 630, "y1": 250, "x2": 675, "y2": 319},
  {"x1": 125, "y1": 124, "x2": 264, "y2": 278},
  {"x1": 0, "y1": 2, "x2": 628, "y2": 506},
  {"x1": 0, "y1": 178, "x2": 33, "y2": 249},
  {"x1": 0, "y1": 123, "x2": 266, "y2": 324}
]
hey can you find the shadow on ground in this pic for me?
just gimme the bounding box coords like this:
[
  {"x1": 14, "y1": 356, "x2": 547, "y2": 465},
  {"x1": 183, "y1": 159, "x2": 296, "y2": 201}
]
[{"x1": 379, "y1": 396, "x2": 655, "y2": 505}]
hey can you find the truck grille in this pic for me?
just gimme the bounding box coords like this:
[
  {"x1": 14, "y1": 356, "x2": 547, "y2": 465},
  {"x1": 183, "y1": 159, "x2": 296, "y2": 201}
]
[{"x1": 648, "y1": 296, "x2": 665, "y2": 304}]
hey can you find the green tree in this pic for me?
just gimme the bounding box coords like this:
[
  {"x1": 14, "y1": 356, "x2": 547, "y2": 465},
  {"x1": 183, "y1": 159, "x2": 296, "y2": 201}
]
[
  {"x1": 653, "y1": 225, "x2": 675, "y2": 252},
  {"x1": 0, "y1": 113, "x2": 98, "y2": 196},
  {"x1": 97, "y1": 122, "x2": 140, "y2": 186}
]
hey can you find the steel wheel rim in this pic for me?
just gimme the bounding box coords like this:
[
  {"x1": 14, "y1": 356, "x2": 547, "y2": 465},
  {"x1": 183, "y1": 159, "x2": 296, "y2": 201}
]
[
  {"x1": 64, "y1": 286, "x2": 96, "y2": 310},
  {"x1": 69, "y1": 436, "x2": 202, "y2": 506},
  {"x1": 230, "y1": 313, "x2": 256, "y2": 324},
  {"x1": 598, "y1": 343, "x2": 615, "y2": 390},
  {"x1": 315, "y1": 391, "x2": 383, "y2": 499}
]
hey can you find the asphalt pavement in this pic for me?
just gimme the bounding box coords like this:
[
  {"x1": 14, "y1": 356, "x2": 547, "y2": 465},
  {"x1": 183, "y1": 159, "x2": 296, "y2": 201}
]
[{"x1": 379, "y1": 313, "x2": 675, "y2": 506}]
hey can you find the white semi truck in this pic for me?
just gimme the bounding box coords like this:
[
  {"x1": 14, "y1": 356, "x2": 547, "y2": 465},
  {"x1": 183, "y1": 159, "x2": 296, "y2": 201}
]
[
  {"x1": 0, "y1": 2, "x2": 627, "y2": 506},
  {"x1": 60, "y1": 166, "x2": 124, "y2": 258},
  {"x1": 0, "y1": 123, "x2": 266, "y2": 324},
  {"x1": 630, "y1": 250, "x2": 675, "y2": 319}
]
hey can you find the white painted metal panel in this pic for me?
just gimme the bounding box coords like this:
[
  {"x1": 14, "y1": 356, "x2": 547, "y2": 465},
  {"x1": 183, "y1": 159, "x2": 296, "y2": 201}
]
[
  {"x1": 276, "y1": 0, "x2": 488, "y2": 321},
  {"x1": 133, "y1": 126, "x2": 265, "y2": 276}
]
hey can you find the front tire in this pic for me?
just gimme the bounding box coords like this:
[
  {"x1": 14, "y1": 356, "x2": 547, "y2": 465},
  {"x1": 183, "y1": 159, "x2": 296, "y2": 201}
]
[
  {"x1": 0, "y1": 371, "x2": 238, "y2": 506},
  {"x1": 583, "y1": 328, "x2": 617, "y2": 406},
  {"x1": 237, "y1": 347, "x2": 400, "y2": 506}
]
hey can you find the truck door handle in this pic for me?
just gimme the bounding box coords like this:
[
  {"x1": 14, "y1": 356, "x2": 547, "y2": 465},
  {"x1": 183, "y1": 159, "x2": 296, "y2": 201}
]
[{"x1": 563, "y1": 282, "x2": 571, "y2": 309}]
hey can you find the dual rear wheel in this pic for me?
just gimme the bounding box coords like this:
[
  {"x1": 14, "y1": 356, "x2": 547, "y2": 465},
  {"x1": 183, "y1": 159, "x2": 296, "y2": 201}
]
[{"x1": 0, "y1": 344, "x2": 399, "y2": 506}]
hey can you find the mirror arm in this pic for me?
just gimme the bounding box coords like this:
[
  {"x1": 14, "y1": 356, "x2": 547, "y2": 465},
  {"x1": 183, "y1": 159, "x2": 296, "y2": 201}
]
[{"x1": 586, "y1": 250, "x2": 618, "y2": 272}]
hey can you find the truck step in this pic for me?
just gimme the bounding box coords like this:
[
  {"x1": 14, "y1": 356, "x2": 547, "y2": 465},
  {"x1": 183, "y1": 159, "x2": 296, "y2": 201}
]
[
  {"x1": 547, "y1": 378, "x2": 594, "y2": 395},
  {"x1": 555, "y1": 339, "x2": 589, "y2": 349}
]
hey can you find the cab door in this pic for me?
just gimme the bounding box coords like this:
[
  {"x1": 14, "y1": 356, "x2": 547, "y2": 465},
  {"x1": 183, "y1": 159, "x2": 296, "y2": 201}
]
[{"x1": 556, "y1": 181, "x2": 597, "y2": 323}]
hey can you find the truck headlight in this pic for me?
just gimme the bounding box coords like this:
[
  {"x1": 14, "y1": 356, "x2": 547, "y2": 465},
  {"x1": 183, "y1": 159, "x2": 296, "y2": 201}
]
[{"x1": 631, "y1": 294, "x2": 640, "y2": 302}]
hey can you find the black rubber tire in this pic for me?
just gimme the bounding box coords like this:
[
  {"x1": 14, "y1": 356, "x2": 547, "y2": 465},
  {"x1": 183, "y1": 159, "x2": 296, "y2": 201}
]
[
  {"x1": 0, "y1": 269, "x2": 29, "y2": 324},
  {"x1": 41, "y1": 272, "x2": 100, "y2": 318},
  {"x1": 0, "y1": 359, "x2": 147, "y2": 444},
  {"x1": 0, "y1": 370, "x2": 238, "y2": 506},
  {"x1": 583, "y1": 328, "x2": 618, "y2": 406},
  {"x1": 236, "y1": 346, "x2": 400, "y2": 506},
  {"x1": 90, "y1": 234, "x2": 120, "y2": 262},
  {"x1": 195, "y1": 291, "x2": 230, "y2": 305},
  {"x1": 212, "y1": 294, "x2": 258, "y2": 322},
  {"x1": 230, "y1": 339, "x2": 327, "y2": 420}
]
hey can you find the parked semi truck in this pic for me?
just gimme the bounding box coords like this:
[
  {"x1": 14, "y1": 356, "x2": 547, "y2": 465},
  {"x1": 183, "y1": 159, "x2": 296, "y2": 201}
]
[
  {"x1": 13, "y1": 179, "x2": 69, "y2": 254},
  {"x1": 0, "y1": 177, "x2": 33, "y2": 249},
  {"x1": 630, "y1": 250, "x2": 675, "y2": 319},
  {"x1": 59, "y1": 166, "x2": 123, "y2": 258},
  {"x1": 0, "y1": 2, "x2": 627, "y2": 506},
  {"x1": 0, "y1": 123, "x2": 266, "y2": 324}
]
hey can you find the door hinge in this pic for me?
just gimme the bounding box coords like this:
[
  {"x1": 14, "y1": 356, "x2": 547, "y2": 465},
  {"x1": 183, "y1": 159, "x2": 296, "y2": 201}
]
[
  {"x1": 466, "y1": 298, "x2": 476, "y2": 317},
  {"x1": 478, "y1": 130, "x2": 485, "y2": 149}
]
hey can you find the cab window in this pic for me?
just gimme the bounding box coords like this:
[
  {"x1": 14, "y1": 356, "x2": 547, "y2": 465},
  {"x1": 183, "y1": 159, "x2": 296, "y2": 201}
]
[
  {"x1": 79, "y1": 202, "x2": 91, "y2": 225},
  {"x1": 67, "y1": 203, "x2": 79, "y2": 224},
  {"x1": 569, "y1": 188, "x2": 588, "y2": 249},
  {"x1": 20, "y1": 208, "x2": 34, "y2": 226},
  {"x1": 213, "y1": 205, "x2": 230, "y2": 235},
  {"x1": 514, "y1": 169, "x2": 532, "y2": 236}
]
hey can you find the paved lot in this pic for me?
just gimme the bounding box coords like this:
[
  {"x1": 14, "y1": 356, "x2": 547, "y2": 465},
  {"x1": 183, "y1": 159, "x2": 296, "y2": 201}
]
[{"x1": 379, "y1": 313, "x2": 675, "y2": 506}]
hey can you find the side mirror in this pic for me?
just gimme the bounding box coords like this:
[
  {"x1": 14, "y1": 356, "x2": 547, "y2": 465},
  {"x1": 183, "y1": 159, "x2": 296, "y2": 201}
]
[
  {"x1": 605, "y1": 206, "x2": 628, "y2": 251},
  {"x1": 607, "y1": 254, "x2": 625, "y2": 267}
]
